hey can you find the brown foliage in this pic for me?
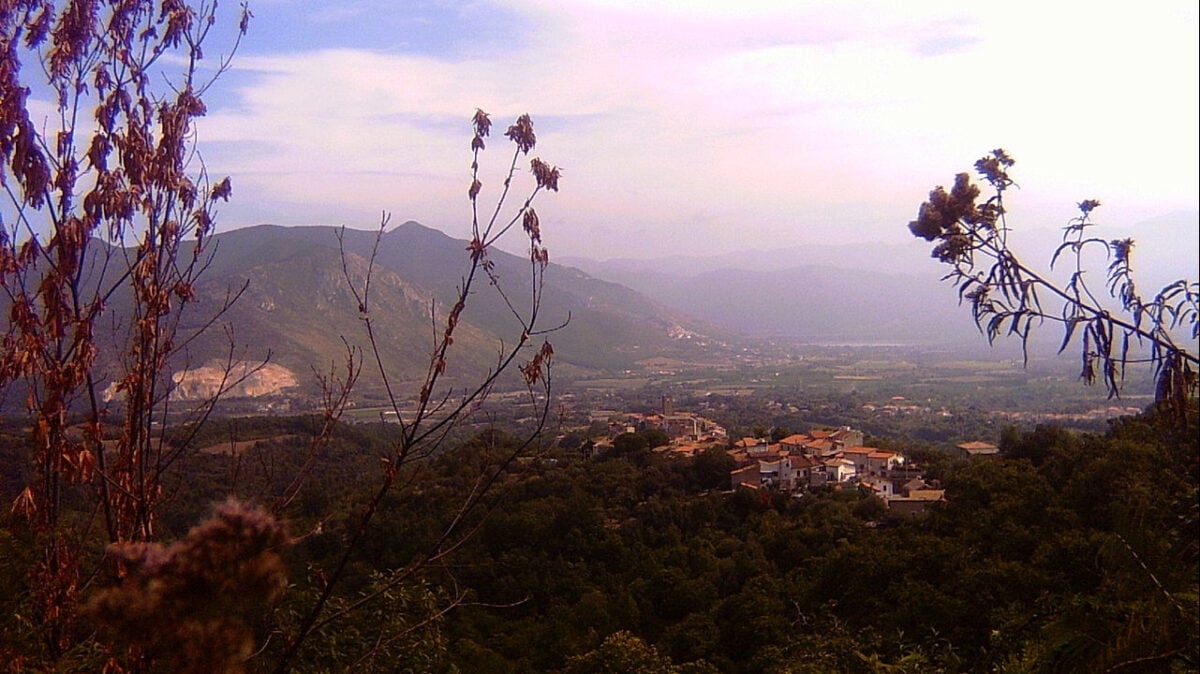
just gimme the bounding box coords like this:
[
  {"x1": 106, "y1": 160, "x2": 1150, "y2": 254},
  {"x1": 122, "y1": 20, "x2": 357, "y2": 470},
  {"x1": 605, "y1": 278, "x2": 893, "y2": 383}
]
[
  {"x1": 90, "y1": 500, "x2": 289, "y2": 674},
  {"x1": 1, "y1": 0, "x2": 251, "y2": 666}
]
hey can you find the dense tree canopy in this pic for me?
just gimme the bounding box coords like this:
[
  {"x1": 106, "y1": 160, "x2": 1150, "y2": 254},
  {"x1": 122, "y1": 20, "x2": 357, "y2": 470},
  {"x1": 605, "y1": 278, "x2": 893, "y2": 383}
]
[{"x1": 2, "y1": 397, "x2": 1196, "y2": 671}]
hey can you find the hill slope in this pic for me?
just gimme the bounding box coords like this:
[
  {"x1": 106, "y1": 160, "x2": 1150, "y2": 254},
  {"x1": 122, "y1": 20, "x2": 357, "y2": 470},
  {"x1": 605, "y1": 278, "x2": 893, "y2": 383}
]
[{"x1": 157, "y1": 222, "x2": 725, "y2": 402}]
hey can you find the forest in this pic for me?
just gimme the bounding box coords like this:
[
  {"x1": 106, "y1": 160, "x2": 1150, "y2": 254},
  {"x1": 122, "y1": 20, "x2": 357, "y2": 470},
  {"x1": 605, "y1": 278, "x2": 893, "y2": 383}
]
[{"x1": 1, "y1": 403, "x2": 1196, "y2": 672}]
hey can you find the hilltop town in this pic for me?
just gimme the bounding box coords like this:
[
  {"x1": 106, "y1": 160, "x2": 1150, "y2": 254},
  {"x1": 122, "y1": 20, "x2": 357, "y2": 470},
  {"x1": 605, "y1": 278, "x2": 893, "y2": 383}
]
[{"x1": 576, "y1": 396, "x2": 1006, "y2": 518}]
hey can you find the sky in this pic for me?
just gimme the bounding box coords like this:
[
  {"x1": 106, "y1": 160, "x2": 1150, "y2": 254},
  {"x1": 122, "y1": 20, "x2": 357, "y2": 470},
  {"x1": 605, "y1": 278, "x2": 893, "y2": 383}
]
[{"x1": 194, "y1": 0, "x2": 1200, "y2": 263}]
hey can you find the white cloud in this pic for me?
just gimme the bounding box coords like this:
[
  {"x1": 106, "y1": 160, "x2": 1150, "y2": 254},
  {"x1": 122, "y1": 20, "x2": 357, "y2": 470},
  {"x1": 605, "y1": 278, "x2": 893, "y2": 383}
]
[{"x1": 199, "y1": 0, "x2": 1199, "y2": 259}]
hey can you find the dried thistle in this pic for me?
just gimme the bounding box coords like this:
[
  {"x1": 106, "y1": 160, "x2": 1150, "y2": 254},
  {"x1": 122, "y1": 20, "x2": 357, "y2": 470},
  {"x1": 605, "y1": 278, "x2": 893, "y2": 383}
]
[
  {"x1": 908, "y1": 150, "x2": 1199, "y2": 415},
  {"x1": 89, "y1": 500, "x2": 290, "y2": 674}
]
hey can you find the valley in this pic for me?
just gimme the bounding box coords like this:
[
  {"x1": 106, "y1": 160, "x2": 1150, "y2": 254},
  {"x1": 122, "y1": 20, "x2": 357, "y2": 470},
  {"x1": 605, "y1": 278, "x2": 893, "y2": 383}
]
[{"x1": 85, "y1": 219, "x2": 1172, "y2": 431}]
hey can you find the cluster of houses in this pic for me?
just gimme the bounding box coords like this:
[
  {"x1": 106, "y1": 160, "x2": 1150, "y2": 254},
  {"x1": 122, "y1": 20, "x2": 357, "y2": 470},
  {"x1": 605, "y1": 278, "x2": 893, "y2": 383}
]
[
  {"x1": 585, "y1": 396, "x2": 730, "y2": 459},
  {"x1": 585, "y1": 397, "x2": 956, "y2": 517},
  {"x1": 725, "y1": 429, "x2": 947, "y2": 516}
]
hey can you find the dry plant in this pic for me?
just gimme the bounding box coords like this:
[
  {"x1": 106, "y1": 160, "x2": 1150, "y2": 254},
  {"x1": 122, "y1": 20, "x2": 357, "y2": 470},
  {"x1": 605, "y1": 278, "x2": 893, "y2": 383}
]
[
  {"x1": 89, "y1": 500, "x2": 290, "y2": 674},
  {"x1": 0, "y1": 0, "x2": 254, "y2": 668},
  {"x1": 268, "y1": 109, "x2": 564, "y2": 672},
  {"x1": 1, "y1": 1, "x2": 563, "y2": 669},
  {"x1": 909, "y1": 149, "x2": 1198, "y2": 420}
]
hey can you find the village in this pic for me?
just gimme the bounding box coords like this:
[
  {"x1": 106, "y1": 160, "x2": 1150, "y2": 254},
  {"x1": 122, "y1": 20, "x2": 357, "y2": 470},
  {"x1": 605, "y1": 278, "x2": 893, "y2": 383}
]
[{"x1": 584, "y1": 396, "x2": 1002, "y2": 517}]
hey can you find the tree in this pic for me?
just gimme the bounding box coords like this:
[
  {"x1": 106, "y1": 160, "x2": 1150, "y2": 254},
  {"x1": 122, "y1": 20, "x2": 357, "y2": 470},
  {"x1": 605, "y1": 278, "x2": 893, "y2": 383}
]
[
  {"x1": 690, "y1": 446, "x2": 735, "y2": 491},
  {"x1": 642, "y1": 427, "x2": 670, "y2": 451},
  {"x1": 1, "y1": 1, "x2": 251, "y2": 666},
  {"x1": 907, "y1": 150, "x2": 1198, "y2": 419},
  {"x1": 769, "y1": 426, "x2": 792, "y2": 443},
  {"x1": 612, "y1": 431, "x2": 650, "y2": 457},
  {"x1": 564, "y1": 631, "x2": 717, "y2": 674}
]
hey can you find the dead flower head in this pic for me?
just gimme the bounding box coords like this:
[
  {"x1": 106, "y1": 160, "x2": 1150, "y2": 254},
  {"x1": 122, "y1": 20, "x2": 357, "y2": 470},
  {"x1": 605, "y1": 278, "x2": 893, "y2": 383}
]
[
  {"x1": 530, "y1": 158, "x2": 560, "y2": 192},
  {"x1": 505, "y1": 114, "x2": 536, "y2": 154}
]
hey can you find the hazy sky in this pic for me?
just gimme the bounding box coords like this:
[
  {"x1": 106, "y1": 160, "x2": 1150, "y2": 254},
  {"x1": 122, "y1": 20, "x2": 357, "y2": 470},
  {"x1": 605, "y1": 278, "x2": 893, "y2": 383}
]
[{"x1": 197, "y1": 0, "x2": 1200, "y2": 262}]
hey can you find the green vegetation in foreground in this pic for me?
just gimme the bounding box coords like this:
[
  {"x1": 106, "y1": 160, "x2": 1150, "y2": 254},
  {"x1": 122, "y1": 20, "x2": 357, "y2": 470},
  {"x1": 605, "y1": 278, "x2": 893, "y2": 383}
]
[{"x1": 2, "y1": 403, "x2": 1193, "y2": 672}]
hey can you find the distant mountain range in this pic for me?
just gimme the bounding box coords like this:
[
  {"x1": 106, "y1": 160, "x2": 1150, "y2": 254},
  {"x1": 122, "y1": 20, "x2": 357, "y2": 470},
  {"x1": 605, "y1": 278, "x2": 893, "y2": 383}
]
[
  {"x1": 25, "y1": 211, "x2": 1193, "y2": 406},
  {"x1": 560, "y1": 253, "x2": 979, "y2": 342},
  {"x1": 155, "y1": 222, "x2": 723, "y2": 401},
  {"x1": 560, "y1": 210, "x2": 1199, "y2": 343}
]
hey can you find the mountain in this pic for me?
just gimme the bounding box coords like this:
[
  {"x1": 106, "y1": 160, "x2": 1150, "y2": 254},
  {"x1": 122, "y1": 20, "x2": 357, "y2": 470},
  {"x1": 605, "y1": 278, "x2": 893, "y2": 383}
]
[
  {"x1": 647, "y1": 265, "x2": 980, "y2": 342},
  {"x1": 153, "y1": 222, "x2": 725, "y2": 402},
  {"x1": 175, "y1": 226, "x2": 495, "y2": 399},
  {"x1": 559, "y1": 211, "x2": 1200, "y2": 345},
  {"x1": 558, "y1": 253, "x2": 981, "y2": 343},
  {"x1": 18, "y1": 211, "x2": 1193, "y2": 409}
]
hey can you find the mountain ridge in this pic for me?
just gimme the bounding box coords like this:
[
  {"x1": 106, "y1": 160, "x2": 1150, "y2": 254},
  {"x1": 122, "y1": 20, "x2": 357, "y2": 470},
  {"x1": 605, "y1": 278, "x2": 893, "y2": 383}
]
[
  {"x1": 155, "y1": 221, "x2": 728, "y2": 402},
  {"x1": 556, "y1": 210, "x2": 1199, "y2": 344},
  {"x1": 25, "y1": 213, "x2": 1193, "y2": 408}
]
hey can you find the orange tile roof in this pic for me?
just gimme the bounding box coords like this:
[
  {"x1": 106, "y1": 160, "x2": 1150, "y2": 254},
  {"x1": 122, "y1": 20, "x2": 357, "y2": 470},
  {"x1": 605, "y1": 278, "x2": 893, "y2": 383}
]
[{"x1": 779, "y1": 434, "x2": 812, "y2": 445}]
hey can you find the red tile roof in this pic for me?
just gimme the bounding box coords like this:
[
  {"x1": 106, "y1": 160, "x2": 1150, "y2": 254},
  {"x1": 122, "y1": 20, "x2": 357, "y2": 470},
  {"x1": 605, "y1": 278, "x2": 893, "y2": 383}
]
[{"x1": 779, "y1": 433, "x2": 812, "y2": 445}]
